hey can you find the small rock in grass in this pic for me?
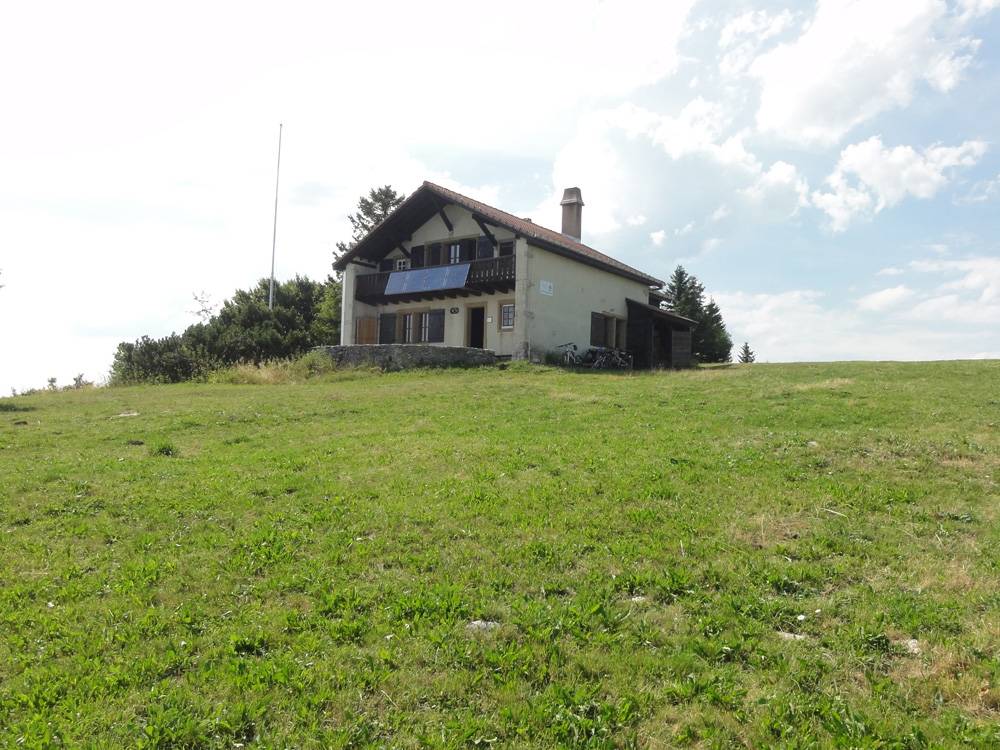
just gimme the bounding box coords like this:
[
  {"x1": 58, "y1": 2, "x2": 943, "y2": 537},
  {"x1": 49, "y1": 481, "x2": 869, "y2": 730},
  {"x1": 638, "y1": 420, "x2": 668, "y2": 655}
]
[
  {"x1": 126, "y1": 439, "x2": 145, "y2": 446},
  {"x1": 777, "y1": 631, "x2": 806, "y2": 641},
  {"x1": 47, "y1": 601, "x2": 55, "y2": 608},
  {"x1": 112, "y1": 411, "x2": 139, "y2": 419},
  {"x1": 807, "y1": 440, "x2": 819, "y2": 448},
  {"x1": 466, "y1": 619, "x2": 500, "y2": 633},
  {"x1": 630, "y1": 595, "x2": 648, "y2": 603},
  {"x1": 902, "y1": 638, "x2": 921, "y2": 655},
  {"x1": 796, "y1": 614, "x2": 807, "y2": 621}
]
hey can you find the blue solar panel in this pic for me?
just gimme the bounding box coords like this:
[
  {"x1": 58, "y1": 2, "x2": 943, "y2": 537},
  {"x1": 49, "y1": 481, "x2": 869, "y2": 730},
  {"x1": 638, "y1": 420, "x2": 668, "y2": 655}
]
[{"x1": 384, "y1": 263, "x2": 470, "y2": 294}]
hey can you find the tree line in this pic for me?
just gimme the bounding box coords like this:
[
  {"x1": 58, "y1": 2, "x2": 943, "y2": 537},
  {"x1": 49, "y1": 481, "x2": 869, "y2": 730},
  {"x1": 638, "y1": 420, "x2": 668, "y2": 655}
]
[
  {"x1": 108, "y1": 185, "x2": 745, "y2": 382},
  {"x1": 109, "y1": 187, "x2": 403, "y2": 384}
]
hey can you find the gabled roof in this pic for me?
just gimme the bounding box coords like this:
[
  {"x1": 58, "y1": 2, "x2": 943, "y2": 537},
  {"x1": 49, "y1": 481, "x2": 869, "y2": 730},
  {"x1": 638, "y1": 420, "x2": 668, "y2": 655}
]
[{"x1": 333, "y1": 181, "x2": 664, "y2": 287}]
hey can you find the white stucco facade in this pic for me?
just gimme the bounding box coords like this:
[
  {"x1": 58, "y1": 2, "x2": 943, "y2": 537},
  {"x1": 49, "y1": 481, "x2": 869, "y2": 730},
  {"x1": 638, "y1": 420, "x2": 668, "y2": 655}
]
[{"x1": 339, "y1": 203, "x2": 656, "y2": 360}]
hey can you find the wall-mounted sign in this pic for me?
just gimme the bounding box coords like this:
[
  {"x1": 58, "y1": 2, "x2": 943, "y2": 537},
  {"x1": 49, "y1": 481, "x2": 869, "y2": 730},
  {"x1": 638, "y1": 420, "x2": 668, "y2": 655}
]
[
  {"x1": 539, "y1": 280, "x2": 554, "y2": 296},
  {"x1": 449, "y1": 307, "x2": 460, "y2": 314}
]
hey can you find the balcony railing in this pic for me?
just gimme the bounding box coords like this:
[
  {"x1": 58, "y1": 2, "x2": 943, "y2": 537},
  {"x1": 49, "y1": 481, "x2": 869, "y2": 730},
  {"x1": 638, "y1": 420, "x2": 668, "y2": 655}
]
[{"x1": 355, "y1": 255, "x2": 515, "y2": 300}]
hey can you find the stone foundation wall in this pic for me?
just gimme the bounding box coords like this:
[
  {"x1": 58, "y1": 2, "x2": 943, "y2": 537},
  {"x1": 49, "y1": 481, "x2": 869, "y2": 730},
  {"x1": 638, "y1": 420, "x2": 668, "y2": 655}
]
[{"x1": 316, "y1": 345, "x2": 496, "y2": 371}]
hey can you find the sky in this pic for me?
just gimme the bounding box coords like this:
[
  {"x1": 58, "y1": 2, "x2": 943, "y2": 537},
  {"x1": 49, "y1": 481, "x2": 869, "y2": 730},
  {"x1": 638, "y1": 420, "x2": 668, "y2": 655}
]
[{"x1": 2, "y1": 0, "x2": 999, "y2": 391}]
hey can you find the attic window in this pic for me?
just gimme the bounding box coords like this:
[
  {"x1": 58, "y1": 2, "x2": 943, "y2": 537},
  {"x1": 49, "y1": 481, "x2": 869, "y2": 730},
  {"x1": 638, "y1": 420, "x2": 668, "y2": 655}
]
[
  {"x1": 498, "y1": 240, "x2": 514, "y2": 257},
  {"x1": 395, "y1": 258, "x2": 410, "y2": 271}
]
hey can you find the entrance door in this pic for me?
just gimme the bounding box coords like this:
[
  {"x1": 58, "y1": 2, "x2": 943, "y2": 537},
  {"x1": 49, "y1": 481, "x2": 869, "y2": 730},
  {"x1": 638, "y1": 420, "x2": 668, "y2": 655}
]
[{"x1": 468, "y1": 307, "x2": 485, "y2": 348}]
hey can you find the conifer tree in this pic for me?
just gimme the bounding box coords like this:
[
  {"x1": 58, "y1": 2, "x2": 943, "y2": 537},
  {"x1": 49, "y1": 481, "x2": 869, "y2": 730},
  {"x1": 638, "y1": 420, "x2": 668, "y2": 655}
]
[
  {"x1": 700, "y1": 299, "x2": 733, "y2": 363},
  {"x1": 333, "y1": 185, "x2": 405, "y2": 267},
  {"x1": 661, "y1": 265, "x2": 733, "y2": 363},
  {"x1": 738, "y1": 341, "x2": 755, "y2": 363}
]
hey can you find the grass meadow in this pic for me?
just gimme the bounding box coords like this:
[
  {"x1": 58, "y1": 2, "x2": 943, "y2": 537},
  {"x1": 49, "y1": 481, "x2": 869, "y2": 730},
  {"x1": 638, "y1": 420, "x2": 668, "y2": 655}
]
[{"x1": 1, "y1": 361, "x2": 999, "y2": 747}]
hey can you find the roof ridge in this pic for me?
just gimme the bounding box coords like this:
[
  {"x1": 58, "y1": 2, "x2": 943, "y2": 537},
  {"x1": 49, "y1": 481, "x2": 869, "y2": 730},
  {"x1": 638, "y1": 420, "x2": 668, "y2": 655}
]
[{"x1": 421, "y1": 181, "x2": 662, "y2": 286}]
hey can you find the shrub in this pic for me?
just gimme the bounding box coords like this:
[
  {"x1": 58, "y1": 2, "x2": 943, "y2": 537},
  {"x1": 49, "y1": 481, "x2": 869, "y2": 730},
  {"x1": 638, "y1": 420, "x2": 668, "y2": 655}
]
[
  {"x1": 110, "y1": 335, "x2": 214, "y2": 385},
  {"x1": 109, "y1": 276, "x2": 341, "y2": 385}
]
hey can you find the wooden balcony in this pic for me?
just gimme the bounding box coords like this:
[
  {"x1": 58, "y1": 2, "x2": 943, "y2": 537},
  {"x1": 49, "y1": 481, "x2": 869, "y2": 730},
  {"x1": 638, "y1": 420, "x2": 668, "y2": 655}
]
[{"x1": 355, "y1": 255, "x2": 515, "y2": 303}]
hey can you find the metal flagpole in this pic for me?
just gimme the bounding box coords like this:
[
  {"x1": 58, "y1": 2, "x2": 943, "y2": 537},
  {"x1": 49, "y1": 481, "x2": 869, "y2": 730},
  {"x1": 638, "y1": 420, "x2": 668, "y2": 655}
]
[{"x1": 268, "y1": 123, "x2": 283, "y2": 310}]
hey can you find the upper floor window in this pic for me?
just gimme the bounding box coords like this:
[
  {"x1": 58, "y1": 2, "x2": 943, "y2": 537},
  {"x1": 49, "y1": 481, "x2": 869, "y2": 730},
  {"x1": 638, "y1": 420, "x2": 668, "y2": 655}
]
[
  {"x1": 395, "y1": 258, "x2": 410, "y2": 271},
  {"x1": 498, "y1": 240, "x2": 515, "y2": 257},
  {"x1": 448, "y1": 243, "x2": 461, "y2": 264}
]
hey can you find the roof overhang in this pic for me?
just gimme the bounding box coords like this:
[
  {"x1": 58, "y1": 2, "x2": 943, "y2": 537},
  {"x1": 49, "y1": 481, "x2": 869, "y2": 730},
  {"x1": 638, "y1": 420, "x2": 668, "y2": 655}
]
[
  {"x1": 626, "y1": 298, "x2": 697, "y2": 329},
  {"x1": 334, "y1": 182, "x2": 664, "y2": 287}
]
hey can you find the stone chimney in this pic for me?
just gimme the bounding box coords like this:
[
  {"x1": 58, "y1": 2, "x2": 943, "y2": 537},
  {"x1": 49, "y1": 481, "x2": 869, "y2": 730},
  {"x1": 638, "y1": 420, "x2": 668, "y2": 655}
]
[{"x1": 560, "y1": 187, "x2": 584, "y2": 241}]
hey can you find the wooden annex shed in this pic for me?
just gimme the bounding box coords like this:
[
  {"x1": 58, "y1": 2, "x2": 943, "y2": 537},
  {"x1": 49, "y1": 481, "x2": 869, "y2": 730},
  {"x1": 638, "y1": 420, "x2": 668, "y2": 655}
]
[{"x1": 625, "y1": 299, "x2": 696, "y2": 369}]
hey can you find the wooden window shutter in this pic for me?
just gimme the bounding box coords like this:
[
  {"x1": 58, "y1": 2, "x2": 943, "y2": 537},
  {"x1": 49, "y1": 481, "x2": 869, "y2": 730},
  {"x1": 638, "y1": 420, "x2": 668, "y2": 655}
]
[
  {"x1": 428, "y1": 309, "x2": 445, "y2": 343},
  {"x1": 428, "y1": 243, "x2": 442, "y2": 266},
  {"x1": 378, "y1": 313, "x2": 397, "y2": 344},
  {"x1": 378, "y1": 258, "x2": 394, "y2": 272},
  {"x1": 590, "y1": 312, "x2": 604, "y2": 347},
  {"x1": 356, "y1": 317, "x2": 378, "y2": 345},
  {"x1": 476, "y1": 236, "x2": 493, "y2": 259},
  {"x1": 410, "y1": 245, "x2": 425, "y2": 267},
  {"x1": 460, "y1": 239, "x2": 475, "y2": 262}
]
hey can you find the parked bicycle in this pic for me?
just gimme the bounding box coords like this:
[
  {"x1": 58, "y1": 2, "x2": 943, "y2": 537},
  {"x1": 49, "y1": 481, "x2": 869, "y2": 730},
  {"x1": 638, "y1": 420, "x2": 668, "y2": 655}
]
[
  {"x1": 588, "y1": 346, "x2": 633, "y2": 370},
  {"x1": 556, "y1": 342, "x2": 582, "y2": 366},
  {"x1": 557, "y1": 343, "x2": 632, "y2": 370}
]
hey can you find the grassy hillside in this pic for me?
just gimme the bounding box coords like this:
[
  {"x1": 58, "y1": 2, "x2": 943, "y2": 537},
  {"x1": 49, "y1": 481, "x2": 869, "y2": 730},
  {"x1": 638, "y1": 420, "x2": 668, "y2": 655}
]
[{"x1": 2, "y1": 361, "x2": 999, "y2": 748}]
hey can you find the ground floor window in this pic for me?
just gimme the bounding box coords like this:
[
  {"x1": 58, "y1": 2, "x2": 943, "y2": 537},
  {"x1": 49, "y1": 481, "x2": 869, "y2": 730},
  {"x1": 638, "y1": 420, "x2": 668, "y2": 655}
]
[
  {"x1": 392, "y1": 309, "x2": 445, "y2": 343},
  {"x1": 590, "y1": 312, "x2": 622, "y2": 348},
  {"x1": 402, "y1": 312, "x2": 414, "y2": 343},
  {"x1": 500, "y1": 303, "x2": 515, "y2": 329}
]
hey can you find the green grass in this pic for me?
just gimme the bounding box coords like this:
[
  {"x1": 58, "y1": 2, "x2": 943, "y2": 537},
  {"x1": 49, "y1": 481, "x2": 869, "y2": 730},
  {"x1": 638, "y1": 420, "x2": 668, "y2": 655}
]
[{"x1": 1, "y1": 361, "x2": 999, "y2": 748}]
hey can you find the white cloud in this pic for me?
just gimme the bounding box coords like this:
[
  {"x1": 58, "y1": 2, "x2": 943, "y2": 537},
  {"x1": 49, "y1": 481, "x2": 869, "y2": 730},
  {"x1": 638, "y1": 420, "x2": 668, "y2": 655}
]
[
  {"x1": 626, "y1": 214, "x2": 648, "y2": 226},
  {"x1": 702, "y1": 237, "x2": 722, "y2": 253},
  {"x1": 0, "y1": 0, "x2": 702, "y2": 392},
  {"x1": 650, "y1": 229, "x2": 667, "y2": 246},
  {"x1": 877, "y1": 266, "x2": 905, "y2": 276},
  {"x1": 710, "y1": 204, "x2": 731, "y2": 222},
  {"x1": 614, "y1": 98, "x2": 729, "y2": 160},
  {"x1": 749, "y1": 0, "x2": 988, "y2": 145},
  {"x1": 812, "y1": 136, "x2": 988, "y2": 230},
  {"x1": 958, "y1": 172, "x2": 1000, "y2": 203},
  {"x1": 718, "y1": 9, "x2": 797, "y2": 77},
  {"x1": 911, "y1": 256, "x2": 1000, "y2": 303},
  {"x1": 674, "y1": 222, "x2": 695, "y2": 236},
  {"x1": 534, "y1": 91, "x2": 767, "y2": 237},
  {"x1": 857, "y1": 285, "x2": 915, "y2": 311},
  {"x1": 719, "y1": 9, "x2": 796, "y2": 48},
  {"x1": 958, "y1": 0, "x2": 1000, "y2": 21},
  {"x1": 741, "y1": 160, "x2": 810, "y2": 219},
  {"x1": 715, "y1": 285, "x2": 1000, "y2": 362}
]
